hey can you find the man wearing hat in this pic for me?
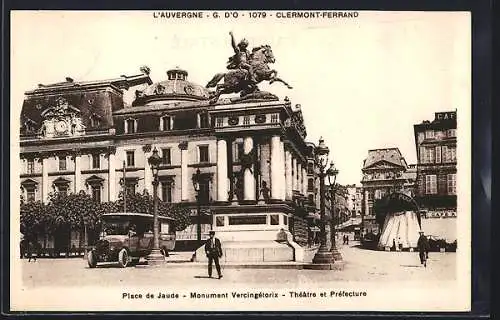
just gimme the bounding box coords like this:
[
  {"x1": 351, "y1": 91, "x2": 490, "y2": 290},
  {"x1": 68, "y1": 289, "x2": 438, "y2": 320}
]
[
  {"x1": 205, "y1": 231, "x2": 223, "y2": 279},
  {"x1": 417, "y1": 231, "x2": 430, "y2": 267}
]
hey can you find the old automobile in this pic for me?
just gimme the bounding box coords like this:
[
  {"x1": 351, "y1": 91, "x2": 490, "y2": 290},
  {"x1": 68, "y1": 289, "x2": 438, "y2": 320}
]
[{"x1": 87, "y1": 212, "x2": 176, "y2": 268}]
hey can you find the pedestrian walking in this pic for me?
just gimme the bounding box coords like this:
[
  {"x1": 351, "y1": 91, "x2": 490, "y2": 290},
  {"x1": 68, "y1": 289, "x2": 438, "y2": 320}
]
[
  {"x1": 346, "y1": 234, "x2": 349, "y2": 245},
  {"x1": 205, "y1": 231, "x2": 223, "y2": 279},
  {"x1": 417, "y1": 231, "x2": 430, "y2": 267},
  {"x1": 27, "y1": 240, "x2": 37, "y2": 262}
]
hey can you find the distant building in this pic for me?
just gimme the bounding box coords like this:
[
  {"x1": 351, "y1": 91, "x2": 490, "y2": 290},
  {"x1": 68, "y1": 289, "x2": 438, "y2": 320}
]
[
  {"x1": 360, "y1": 148, "x2": 416, "y2": 235},
  {"x1": 413, "y1": 111, "x2": 457, "y2": 241},
  {"x1": 345, "y1": 184, "x2": 357, "y2": 217}
]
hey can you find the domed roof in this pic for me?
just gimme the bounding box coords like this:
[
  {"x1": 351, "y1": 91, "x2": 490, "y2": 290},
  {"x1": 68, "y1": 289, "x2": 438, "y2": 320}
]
[{"x1": 138, "y1": 67, "x2": 210, "y2": 102}]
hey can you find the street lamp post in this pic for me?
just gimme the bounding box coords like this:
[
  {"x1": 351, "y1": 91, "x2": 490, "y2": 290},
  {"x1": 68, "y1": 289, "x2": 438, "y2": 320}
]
[
  {"x1": 192, "y1": 168, "x2": 202, "y2": 247},
  {"x1": 145, "y1": 147, "x2": 164, "y2": 265},
  {"x1": 307, "y1": 137, "x2": 337, "y2": 269},
  {"x1": 327, "y1": 162, "x2": 343, "y2": 261}
]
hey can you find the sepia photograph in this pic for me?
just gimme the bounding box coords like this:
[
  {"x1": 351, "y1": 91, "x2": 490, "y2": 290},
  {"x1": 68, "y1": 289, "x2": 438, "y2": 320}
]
[{"x1": 10, "y1": 10, "x2": 471, "y2": 312}]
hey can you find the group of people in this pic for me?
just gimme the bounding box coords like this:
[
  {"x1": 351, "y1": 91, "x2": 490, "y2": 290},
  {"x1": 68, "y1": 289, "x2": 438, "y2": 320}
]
[
  {"x1": 342, "y1": 234, "x2": 350, "y2": 245},
  {"x1": 20, "y1": 238, "x2": 40, "y2": 262}
]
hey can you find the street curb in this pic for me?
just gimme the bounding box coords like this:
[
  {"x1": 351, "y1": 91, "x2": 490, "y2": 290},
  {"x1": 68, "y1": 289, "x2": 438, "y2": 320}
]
[{"x1": 136, "y1": 261, "x2": 346, "y2": 270}]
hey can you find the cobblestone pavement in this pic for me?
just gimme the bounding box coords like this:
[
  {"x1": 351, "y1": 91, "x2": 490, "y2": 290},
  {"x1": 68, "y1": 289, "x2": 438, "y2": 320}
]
[{"x1": 20, "y1": 242, "x2": 456, "y2": 288}]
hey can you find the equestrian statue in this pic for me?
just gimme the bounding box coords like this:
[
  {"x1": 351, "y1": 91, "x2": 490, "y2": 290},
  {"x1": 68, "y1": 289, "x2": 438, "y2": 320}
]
[{"x1": 206, "y1": 31, "x2": 292, "y2": 104}]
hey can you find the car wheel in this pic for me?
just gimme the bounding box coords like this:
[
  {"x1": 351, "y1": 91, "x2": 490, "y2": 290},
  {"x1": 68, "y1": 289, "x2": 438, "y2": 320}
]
[
  {"x1": 87, "y1": 251, "x2": 97, "y2": 268},
  {"x1": 118, "y1": 248, "x2": 130, "y2": 268}
]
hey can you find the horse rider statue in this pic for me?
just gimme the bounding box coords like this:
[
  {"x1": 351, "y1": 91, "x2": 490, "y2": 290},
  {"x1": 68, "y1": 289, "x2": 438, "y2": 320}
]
[{"x1": 227, "y1": 31, "x2": 257, "y2": 84}]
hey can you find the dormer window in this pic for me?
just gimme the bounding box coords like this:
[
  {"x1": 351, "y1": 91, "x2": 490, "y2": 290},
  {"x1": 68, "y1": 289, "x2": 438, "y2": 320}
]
[
  {"x1": 125, "y1": 118, "x2": 137, "y2": 134},
  {"x1": 160, "y1": 116, "x2": 172, "y2": 131},
  {"x1": 89, "y1": 113, "x2": 101, "y2": 128},
  {"x1": 198, "y1": 113, "x2": 209, "y2": 128},
  {"x1": 59, "y1": 156, "x2": 67, "y2": 171}
]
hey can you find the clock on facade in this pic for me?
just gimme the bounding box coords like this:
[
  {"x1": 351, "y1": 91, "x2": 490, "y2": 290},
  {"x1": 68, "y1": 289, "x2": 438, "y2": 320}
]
[{"x1": 55, "y1": 120, "x2": 68, "y2": 133}]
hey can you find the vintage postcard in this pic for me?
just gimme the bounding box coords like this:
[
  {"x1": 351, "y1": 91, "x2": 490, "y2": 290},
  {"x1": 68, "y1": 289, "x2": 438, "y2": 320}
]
[{"x1": 10, "y1": 10, "x2": 471, "y2": 312}]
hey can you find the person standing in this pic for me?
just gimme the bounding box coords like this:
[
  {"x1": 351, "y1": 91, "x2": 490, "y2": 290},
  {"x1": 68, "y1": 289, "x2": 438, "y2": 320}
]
[
  {"x1": 417, "y1": 231, "x2": 430, "y2": 267},
  {"x1": 205, "y1": 231, "x2": 223, "y2": 279}
]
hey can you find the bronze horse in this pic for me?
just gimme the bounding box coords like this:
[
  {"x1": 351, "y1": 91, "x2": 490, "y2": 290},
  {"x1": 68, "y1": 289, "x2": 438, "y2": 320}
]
[{"x1": 206, "y1": 45, "x2": 292, "y2": 103}]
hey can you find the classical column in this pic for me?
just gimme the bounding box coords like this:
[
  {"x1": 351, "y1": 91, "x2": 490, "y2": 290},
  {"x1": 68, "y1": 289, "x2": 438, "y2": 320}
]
[
  {"x1": 73, "y1": 150, "x2": 82, "y2": 193},
  {"x1": 364, "y1": 189, "x2": 369, "y2": 216},
  {"x1": 297, "y1": 162, "x2": 302, "y2": 193},
  {"x1": 285, "y1": 150, "x2": 293, "y2": 200},
  {"x1": 143, "y1": 144, "x2": 152, "y2": 195},
  {"x1": 243, "y1": 136, "x2": 255, "y2": 201},
  {"x1": 280, "y1": 139, "x2": 286, "y2": 200},
  {"x1": 179, "y1": 141, "x2": 189, "y2": 201},
  {"x1": 292, "y1": 157, "x2": 298, "y2": 192},
  {"x1": 259, "y1": 141, "x2": 270, "y2": 187},
  {"x1": 41, "y1": 155, "x2": 49, "y2": 203},
  {"x1": 216, "y1": 139, "x2": 228, "y2": 201},
  {"x1": 107, "y1": 147, "x2": 117, "y2": 202},
  {"x1": 270, "y1": 135, "x2": 283, "y2": 200}
]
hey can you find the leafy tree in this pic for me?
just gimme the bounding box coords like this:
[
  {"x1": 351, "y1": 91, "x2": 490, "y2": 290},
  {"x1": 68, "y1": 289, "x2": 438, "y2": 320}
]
[
  {"x1": 20, "y1": 200, "x2": 46, "y2": 240},
  {"x1": 114, "y1": 191, "x2": 191, "y2": 231}
]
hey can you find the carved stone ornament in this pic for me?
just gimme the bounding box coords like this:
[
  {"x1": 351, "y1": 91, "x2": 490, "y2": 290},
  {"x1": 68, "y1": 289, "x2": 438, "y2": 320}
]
[
  {"x1": 228, "y1": 117, "x2": 239, "y2": 126},
  {"x1": 39, "y1": 97, "x2": 85, "y2": 139},
  {"x1": 184, "y1": 84, "x2": 195, "y2": 95},
  {"x1": 255, "y1": 114, "x2": 266, "y2": 124}
]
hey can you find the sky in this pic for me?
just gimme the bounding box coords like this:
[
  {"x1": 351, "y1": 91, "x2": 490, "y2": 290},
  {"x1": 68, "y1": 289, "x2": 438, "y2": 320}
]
[{"x1": 11, "y1": 11, "x2": 470, "y2": 185}]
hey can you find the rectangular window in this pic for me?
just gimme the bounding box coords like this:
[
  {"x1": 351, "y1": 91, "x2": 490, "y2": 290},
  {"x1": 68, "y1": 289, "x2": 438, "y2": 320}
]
[
  {"x1": 425, "y1": 175, "x2": 437, "y2": 194},
  {"x1": 58, "y1": 185, "x2": 68, "y2": 196},
  {"x1": 199, "y1": 113, "x2": 209, "y2": 128},
  {"x1": 442, "y1": 146, "x2": 456, "y2": 163},
  {"x1": 270, "y1": 214, "x2": 279, "y2": 225},
  {"x1": 435, "y1": 146, "x2": 441, "y2": 163},
  {"x1": 162, "y1": 116, "x2": 171, "y2": 131},
  {"x1": 426, "y1": 147, "x2": 435, "y2": 163},
  {"x1": 161, "y1": 181, "x2": 172, "y2": 203},
  {"x1": 449, "y1": 146, "x2": 456, "y2": 162},
  {"x1": 234, "y1": 143, "x2": 244, "y2": 162},
  {"x1": 91, "y1": 185, "x2": 101, "y2": 202},
  {"x1": 27, "y1": 159, "x2": 34, "y2": 174},
  {"x1": 92, "y1": 154, "x2": 100, "y2": 169},
  {"x1": 199, "y1": 180, "x2": 210, "y2": 204},
  {"x1": 126, "y1": 151, "x2": 135, "y2": 167},
  {"x1": 447, "y1": 174, "x2": 456, "y2": 195},
  {"x1": 307, "y1": 179, "x2": 314, "y2": 192},
  {"x1": 417, "y1": 132, "x2": 425, "y2": 143},
  {"x1": 284, "y1": 215, "x2": 288, "y2": 225},
  {"x1": 307, "y1": 163, "x2": 314, "y2": 174},
  {"x1": 447, "y1": 129, "x2": 456, "y2": 138},
  {"x1": 125, "y1": 183, "x2": 135, "y2": 196},
  {"x1": 199, "y1": 145, "x2": 209, "y2": 163},
  {"x1": 161, "y1": 148, "x2": 171, "y2": 165},
  {"x1": 419, "y1": 147, "x2": 426, "y2": 163},
  {"x1": 243, "y1": 116, "x2": 250, "y2": 125},
  {"x1": 26, "y1": 188, "x2": 35, "y2": 202},
  {"x1": 425, "y1": 130, "x2": 435, "y2": 139},
  {"x1": 216, "y1": 118, "x2": 223, "y2": 127},
  {"x1": 59, "y1": 156, "x2": 67, "y2": 171},
  {"x1": 125, "y1": 119, "x2": 135, "y2": 134},
  {"x1": 216, "y1": 216, "x2": 225, "y2": 227}
]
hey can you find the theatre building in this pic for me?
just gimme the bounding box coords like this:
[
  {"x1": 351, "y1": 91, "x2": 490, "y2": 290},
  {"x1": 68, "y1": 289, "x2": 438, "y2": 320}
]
[
  {"x1": 19, "y1": 67, "x2": 321, "y2": 262},
  {"x1": 413, "y1": 111, "x2": 457, "y2": 242},
  {"x1": 360, "y1": 148, "x2": 416, "y2": 236}
]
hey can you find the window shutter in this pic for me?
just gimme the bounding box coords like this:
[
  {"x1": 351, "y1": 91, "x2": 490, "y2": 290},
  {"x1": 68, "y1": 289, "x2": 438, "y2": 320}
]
[{"x1": 435, "y1": 146, "x2": 441, "y2": 163}]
